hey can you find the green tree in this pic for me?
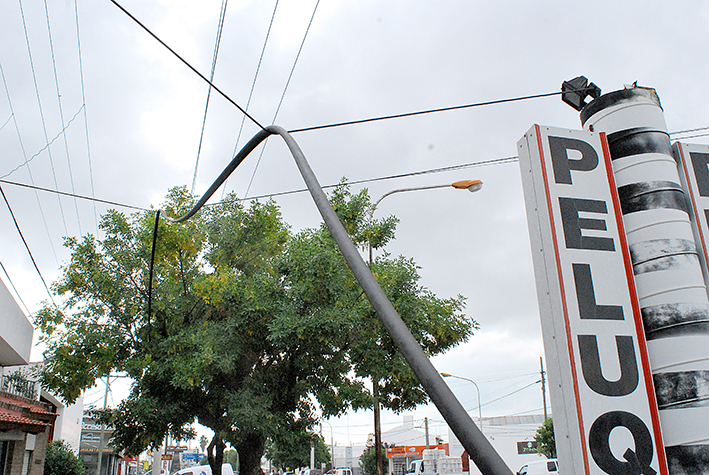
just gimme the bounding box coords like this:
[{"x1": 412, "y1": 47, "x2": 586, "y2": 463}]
[
  {"x1": 44, "y1": 440, "x2": 86, "y2": 475},
  {"x1": 534, "y1": 418, "x2": 556, "y2": 458},
  {"x1": 265, "y1": 432, "x2": 329, "y2": 470},
  {"x1": 359, "y1": 446, "x2": 387, "y2": 475},
  {"x1": 200, "y1": 435, "x2": 209, "y2": 454},
  {"x1": 36, "y1": 185, "x2": 475, "y2": 475}
]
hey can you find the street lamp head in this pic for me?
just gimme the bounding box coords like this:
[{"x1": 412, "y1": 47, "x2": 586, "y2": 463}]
[
  {"x1": 440, "y1": 372, "x2": 452, "y2": 377},
  {"x1": 451, "y1": 179, "x2": 483, "y2": 193}
]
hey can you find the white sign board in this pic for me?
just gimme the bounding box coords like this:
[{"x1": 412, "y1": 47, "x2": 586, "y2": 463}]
[
  {"x1": 518, "y1": 125, "x2": 667, "y2": 475},
  {"x1": 673, "y1": 142, "x2": 709, "y2": 286}
]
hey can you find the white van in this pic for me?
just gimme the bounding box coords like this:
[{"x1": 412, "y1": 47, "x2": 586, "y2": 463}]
[
  {"x1": 176, "y1": 464, "x2": 235, "y2": 475},
  {"x1": 517, "y1": 459, "x2": 559, "y2": 475}
]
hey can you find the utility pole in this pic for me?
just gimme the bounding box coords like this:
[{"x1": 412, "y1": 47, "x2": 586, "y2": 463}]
[
  {"x1": 96, "y1": 378, "x2": 109, "y2": 475},
  {"x1": 424, "y1": 418, "x2": 430, "y2": 449},
  {"x1": 540, "y1": 357, "x2": 547, "y2": 421},
  {"x1": 374, "y1": 380, "x2": 383, "y2": 475}
]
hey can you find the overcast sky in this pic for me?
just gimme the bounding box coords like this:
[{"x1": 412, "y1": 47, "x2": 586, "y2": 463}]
[{"x1": 1, "y1": 0, "x2": 709, "y2": 447}]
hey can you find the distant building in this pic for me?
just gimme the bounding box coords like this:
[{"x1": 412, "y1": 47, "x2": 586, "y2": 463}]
[
  {"x1": 450, "y1": 414, "x2": 548, "y2": 475},
  {"x1": 79, "y1": 416, "x2": 121, "y2": 475}
]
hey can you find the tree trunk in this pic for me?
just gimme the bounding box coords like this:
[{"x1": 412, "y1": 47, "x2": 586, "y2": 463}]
[
  {"x1": 235, "y1": 432, "x2": 265, "y2": 475},
  {"x1": 207, "y1": 436, "x2": 226, "y2": 475}
]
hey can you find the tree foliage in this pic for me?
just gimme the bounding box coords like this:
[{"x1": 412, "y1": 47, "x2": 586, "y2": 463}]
[
  {"x1": 359, "y1": 446, "x2": 388, "y2": 475},
  {"x1": 534, "y1": 418, "x2": 556, "y2": 458},
  {"x1": 265, "y1": 432, "x2": 329, "y2": 470},
  {"x1": 44, "y1": 441, "x2": 86, "y2": 475},
  {"x1": 36, "y1": 185, "x2": 476, "y2": 475}
]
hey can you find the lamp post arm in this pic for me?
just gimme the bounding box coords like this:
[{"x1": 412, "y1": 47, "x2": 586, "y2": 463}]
[
  {"x1": 165, "y1": 125, "x2": 511, "y2": 475},
  {"x1": 370, "y1": 184, "x2": 452, "y2": 218}
]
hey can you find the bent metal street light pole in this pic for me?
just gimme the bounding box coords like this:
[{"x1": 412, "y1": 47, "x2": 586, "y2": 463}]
[
  {"x1": 441, "y1": 373, "x2": 483, "y2": 434},
  {"x1": 369, "y1": 181, "x2": 482, "y2": 475},
  {"x1": 165, "y1": 125, "x2": 512, "y2": 475}
]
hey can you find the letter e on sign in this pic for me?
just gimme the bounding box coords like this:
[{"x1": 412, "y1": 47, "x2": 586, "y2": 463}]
[{"x1": 518, "y1": 125, "x2": 666, "y2": 475}]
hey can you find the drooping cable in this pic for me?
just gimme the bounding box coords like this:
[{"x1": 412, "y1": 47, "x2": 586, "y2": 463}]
[
  {"x1": 243, "y1": 0, "x2": 320, "y2": 197},
  {"x1": 220, "y1": 0, "x2": 279, "y2": 200},
  {"x1": 2, "y1": 105, "x2": 84, "y2": 179},
  {"x1": 190, "y1": 0, "x2": 229, "y2": 194},
  {"x1": 0, "y1": 185, "x2": 57, "y2": 308},
  {"x1": 44, "y1": 0, "x2": 82, "y2": 234},
  {"x1": 74, "y1": 0, "x2": 99, "y2": 235},
  {"x1": 107, "y1": 0, "x2": 266, "y2": 131},
  {"x1": 147, "y1": 210, "x2": 160, "y2": 322},
  {"x1": 0, "y1": 61, "x2": 60, "y2": 266},
  {"x1": 18, "y1": 0, "x2": 69, "y2": 236}
]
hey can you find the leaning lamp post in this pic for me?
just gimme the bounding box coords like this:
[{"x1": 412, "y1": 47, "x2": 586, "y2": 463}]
[
  {"x1": 368, "y1": 180, "x2": 483, "y2": 475},
  {"x1": 441, "y1": 372, "x2": 484, "y2": 434},
  {"x1": 165, "y1": 125, "x2": 512, "y2": 475}
]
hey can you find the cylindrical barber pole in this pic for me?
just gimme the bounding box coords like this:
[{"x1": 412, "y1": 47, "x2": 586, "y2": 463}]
[{"x1": 581, "y1": 87, "x2": 709, "y2": 475}]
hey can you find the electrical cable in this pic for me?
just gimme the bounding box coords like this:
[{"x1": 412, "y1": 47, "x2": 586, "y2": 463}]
[
  {"x1": 0, "y1": 114, "x2": 13, "y2": 133},
  {"x1": 672, "y1": 132, "x2": 709, "y2": 141},
  {"x1": 216, "y1": 156, "x2": 518, "y2": 205},
  {"x1": 0, "y1": 185, "x2": 57, "y2": 308},
  {"x1": 18, "y1": 0, "x2": 69, "y2": 236},
  {"x1": 0, "y1": 177, "x2": 148, "y2": 211},
  {"x1": 0, "y1": 61, "x2": 60, "y2": 266},
  {"x1": 477, "y1": 380, "x2": 541, "y2": 410},
  {"x1": 190, "y1": 0, "x2": 229, "y2": 194},
  {"x1": 74, "y1": 0, "x2": 99, "y2": 235},
  {"x1": 107, "y1": 0, "x2": 266, "y2": 131},
  {"x1": 147, "y1": 210, "x2": 160, "y2": 323},
  {"x1": 1, "y1": 105, "x2": 84, "y2": 179},
  {"x1": 670, "y1": 126, "x2": 709, "y2": 136},
  {"x1": 44, "y1": 0, "x2": 82, "y2": 234},
  {"x1": 0, "y1": 154, "x2": 515, "y2": 214},
  {"x1": 221, "y1": 0, "x2": 280, "y2": 200},
  {"x1": 243, "y1": 0, "x2": 320, "y2": 198},
  {"x1": 287, "y1": 90, "x2": 570, "y2": 134}
]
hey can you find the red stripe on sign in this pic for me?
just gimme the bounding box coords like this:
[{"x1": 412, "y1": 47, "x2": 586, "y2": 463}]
[{"x1": 603, "y1": 132, "x2": 668, "y2": 475}]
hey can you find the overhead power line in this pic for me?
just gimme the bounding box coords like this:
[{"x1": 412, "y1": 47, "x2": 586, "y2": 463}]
[
  {"x1": 0, "y1": 186, "x2": 56, "y2": 307},
  {"x1": 0, "y1": 156, "x2": 516, "y2": 214},
  {"x1": 221, "y1": 0, "x2": 280, "y2": 200},
  {"x1": 1, "y1": 105, "x2": 84, "y2": 179},
  {"x1": 191, "y1": 0, "x2": 229, "y2": 194},
  {"x1": 670, "y1": 126, "x2": 709, "y2": 136},
  {"x1": 0, "y1": 61, "x2": 60, "y2": 266},
  {"x1": 18, "y1": 0, "x2": 69, "y2": 236},
  {"x1": 287, "y1": 90, "x2": 570, "y2": 134},
  {"x1": 74, "y1": 0, "x2": 99, "y2": 235},
  {"x1": 107, "y1": 0, "x2": 266, "y2": 131},
  {"x1": 219, "y1": 155, "x2": 519, "y2": 205},
  {"x1": 44, "y1": 0, "x2": 82, "y2": 234},
  {"x1": 0, "y1": 178, "x2": 148, "y2": 211},
  {"x1": 0, "y1": 114, "x2": 13, "y2": 133},
  {"x1": 243, "y1": 0, "x2": 320, "y2": 198}
]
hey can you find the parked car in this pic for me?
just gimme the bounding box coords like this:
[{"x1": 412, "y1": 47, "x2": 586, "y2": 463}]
[
  {"x1": 517, "y1": 459, "x2": 559, "y2": 475},
  {"x1": 332, "y1": 468, "x2": 352, "y2": 475}
]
